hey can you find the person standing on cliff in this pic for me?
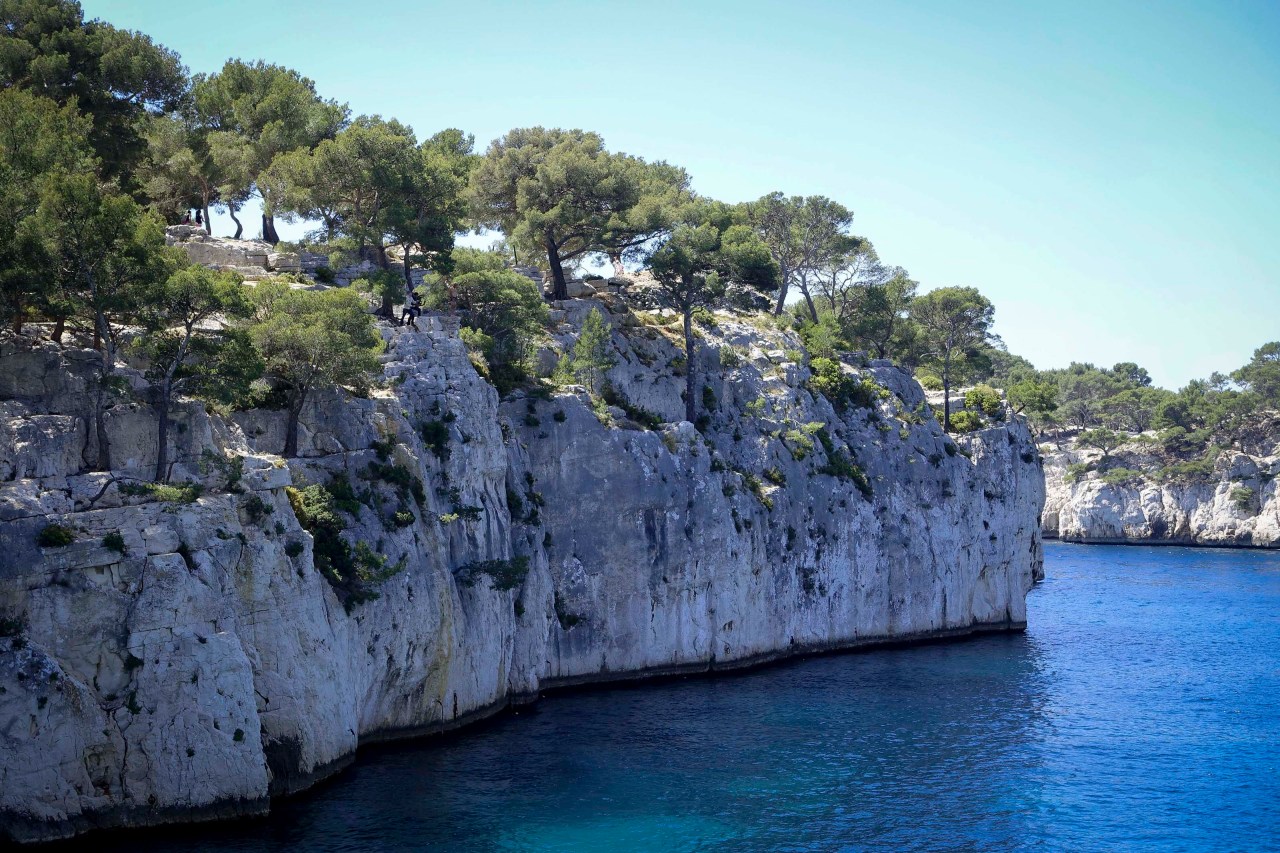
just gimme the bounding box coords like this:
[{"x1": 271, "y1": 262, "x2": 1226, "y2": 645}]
[{"x1": 399, "y1": 290, "x2": 422, "y2": 329}]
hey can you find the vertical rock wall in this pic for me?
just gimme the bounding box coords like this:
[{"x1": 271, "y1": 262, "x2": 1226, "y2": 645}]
[{"x1": 0, "y1": 306, "x2": 1043, "y2": 843}]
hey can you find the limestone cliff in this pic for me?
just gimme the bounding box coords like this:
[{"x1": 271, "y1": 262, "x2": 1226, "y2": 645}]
[
  {"x1": 1042, "y1": 443, "x2": 1280, "y2": 547},
  {"x1": 0, "y1": 300, "x2": 1043, "y2": 843}
]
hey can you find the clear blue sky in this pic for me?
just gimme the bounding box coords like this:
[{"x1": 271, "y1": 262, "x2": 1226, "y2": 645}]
[{"x1": 85, "y1": 0, "x2": 1280, "y2": 388}]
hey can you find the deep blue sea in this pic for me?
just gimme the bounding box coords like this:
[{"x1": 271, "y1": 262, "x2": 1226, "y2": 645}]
[{"x1": 105, "y1": 543, "x2": 1280, "y2": 852}]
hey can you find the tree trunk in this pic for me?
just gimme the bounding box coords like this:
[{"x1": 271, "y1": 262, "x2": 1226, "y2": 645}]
[
  {"x1": 773, "y1": 271, "x2": 790, "y2": 316},
  {"x1": 684, "y1": 307, "x2": 696, "y2": 424},
  {"x1": 153, "y1": 325, "x2": 190, "y2": 482},
  {"x1": 374, "y1": 244, "x2": 394, "y2": 318},
  {"x1": 10, "y1": 305, "x2": 23, "y2": 335},
  {"x1": 229, "y1": 207, "x2": 243, "y2": 240},
  {"x1": 800, "y1": 283, "x2": 819, "y2": 324},
  {"x1": 284, "y1": 398, "x2": 303, "y2": 458},
  {"x1": 93, "y1": 378, "x2": 112, "y2": 471},
  {"x1": 609, "y1": 252, "x2": 625, "y2": 278},
  {"x1": 262, "y1": 213, "x2": 280, "y2": 245},
  {"x1": 942, "y1": 352, "x2": 952, "y2": 432},
  {"x1": 93, "y1": 310, "x2": 114, "y2": 471},
  {"x1": 154, "y1": 383, "x2": 171, "y2": 482},
  {"x1": 546, "y1": 237, "x2": 568, "y2": 301},
  {"x1": 202, "y1": 201, "x2": 212, "y2": 235}
]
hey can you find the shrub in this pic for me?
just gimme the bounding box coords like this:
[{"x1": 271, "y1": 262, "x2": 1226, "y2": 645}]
[
  {"x1": 119, "y1": 481, "x2": 204, "y2": 504},
  {"x1": 420, "y1": 420, "x2": 451, "y2": 460},
  {"x1": 807, "y1": 359, "x2": 878, "y2": 412},
  {"x1": 365, "y1": 462, "x2": 426, "y2": 507},
  {"x1": 370, "y1": 436, "x2": 395, "y2": 461},
  {"x1": 964, "y1": 384, "x2": 1003, "y2": 418},
  {"x1": 36, "y1": 524, "x2": 76, "y2": 548},
  {"x1": 1063, "y1": 462, "x2": 1092, "y2": 484},
  {"x1": 554, "y1": 592, "x2": 583, "y2": 629},
  {"x1": 243, "y1": 494, "x2": 273, "y2": 524},
  {"x1": 505, "y1": 486, "x2": 525, "y2": 517},
  {"x1": 763, "y1": 467, "x2": 786, "y2": 486},
  {"x1": 601, "y1": 384, "x2": 662, "y2": 430},
  {"x1": 742, "y1": 473, "x2": 774, "y2": 510},
  {"x1": 783, "y1": 422, "x2": 824, "y2": 461},
  {"x1": 949, "y1": 410, "x2": 985, "y2": 433},
  {"x1": 286, "y1": 485, "x2": 406, "y2": 610},
  {"x1": 199, "y1": 450, "x2": 244, "y2": 493},
  {"x1": 455, "y1": 557, "x2": 530, "y2": 592},
  {"x1": 719, "y1": 346, "x2": 743, "y2": 369},
  {"x1": 917, "y1": 371, "x2": 943, "y2": 391},
  {"x1": 1158, "y1": 458, "x2": 1216, "y2": 484},
  {"x1": 702, "y1": 385, "x2": 718, "y2": 412},
  {"x1": 692, "y1": 305, "x2": 718, "y2": 328},
  {"x1": 323, "y1": 476, "x2": 366, "y2": 516},
  {"x1": 1100, "y1": 467, "x2": 1143, "y2": 487},
  {"x1": 1231, "y1": 486, "x2": 1255, "y2": 512},
  {"x1": 818, "y1": 453, "x2": 873, "y2": 500},
  {"x1": 102, "y1": 532, "x2": 127, "y2": 554}
]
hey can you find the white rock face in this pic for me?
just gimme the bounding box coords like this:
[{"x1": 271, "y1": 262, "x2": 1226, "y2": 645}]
[
  {"x1": 1042, "y1": 445, "x2": 1280, "y2": 546},
  {"x1": 0, "y1": 305, "x2": 1043, "y2": 843}
]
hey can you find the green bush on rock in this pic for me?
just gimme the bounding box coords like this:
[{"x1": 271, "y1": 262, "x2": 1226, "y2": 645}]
[
  {"x1": 37, "y1": 524, "x2": 76, "y2": 548},
  {"x1": 286, "y1": 485, "x2": 406, "y2": 610}
]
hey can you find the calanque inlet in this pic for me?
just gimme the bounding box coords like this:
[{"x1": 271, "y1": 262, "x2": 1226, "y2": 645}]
[{"x1": 0, "y1": 256, "x2": 1044, "y2": 844}]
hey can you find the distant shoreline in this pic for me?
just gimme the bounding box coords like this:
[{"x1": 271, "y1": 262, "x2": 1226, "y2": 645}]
[{"x1": 1044, "y1": 534, "x2": 1279, "y2": 551}]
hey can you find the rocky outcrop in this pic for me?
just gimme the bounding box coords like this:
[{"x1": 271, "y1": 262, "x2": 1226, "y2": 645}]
[
  {"x1": 1042, "y1": 445, "x2": 1280, "y2": 546},
  {"x1": 0, "y1": 303, "x2": 1043, "y2": 843},
  {"x1": 163, "y1": 227, "x2": 423, "y2": 289}
]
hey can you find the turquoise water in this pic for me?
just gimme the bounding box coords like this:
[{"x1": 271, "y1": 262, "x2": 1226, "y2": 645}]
[{"x1": 104, "y1": 543, "x2": 1280, "y2": 852}]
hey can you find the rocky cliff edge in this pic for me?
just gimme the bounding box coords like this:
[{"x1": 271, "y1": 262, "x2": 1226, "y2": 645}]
[{"x1": 0, "y1": 301, "x2": 1044, "y2": 843}]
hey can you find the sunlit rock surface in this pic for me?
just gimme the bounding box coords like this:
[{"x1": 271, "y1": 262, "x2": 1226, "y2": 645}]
[{"x1": 0, "y1": 304, "x2": 1043, "y2": 843}]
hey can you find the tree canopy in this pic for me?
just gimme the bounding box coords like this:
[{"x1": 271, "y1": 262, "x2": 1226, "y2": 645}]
[
  {"x1": 911, "y1": 286, "x2": 994, "y2": 431},
  {"x1": 192, "y1": 59, "x2": 347, "y2": 241},
  {"x1": 749, "y1": 192, "x2": 857, "y2": 318},
  {"x1": 468, "y1": 127, "x2": 686, "y2": 300},
  {"x1": 649, "y1": 200, "x2": 778, "y2": 422},
  {"x1": 0, "y1": 0, "x2": 187, "y2": 186},
  {"x1": 249, "y1": 282, "x2": 382, "y2": 457},
  {"x1": 0, "y1": 87, "x2": 95, "y2": 331}
]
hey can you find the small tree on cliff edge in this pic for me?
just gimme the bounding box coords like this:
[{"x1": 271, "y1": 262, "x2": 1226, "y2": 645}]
[
  {"x1": 910, "y1": 286, "x2": 994, "y2": 432},
  {"x1": 0, "y1": 88, "x2": 95, "y2": 334},
  {"x1": 40, "y1": 177, "x2": 179, "y2": 471},
  {"x1": 249, "y1": 282, "x2": 382, "y2": 457},
  {"x1": 135, "y1": 265, "x2": 258, "y2": 481},
  {"x1": 648, "y1": 201, "x2": 778, "y2": 423}
]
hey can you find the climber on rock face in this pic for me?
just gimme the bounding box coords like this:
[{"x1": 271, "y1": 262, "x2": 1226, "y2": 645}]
[{"x1": 399, "y1": 290, "x2": 423, "y2": 329}]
